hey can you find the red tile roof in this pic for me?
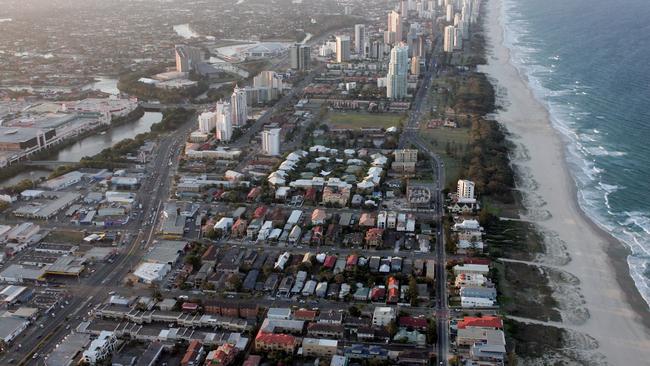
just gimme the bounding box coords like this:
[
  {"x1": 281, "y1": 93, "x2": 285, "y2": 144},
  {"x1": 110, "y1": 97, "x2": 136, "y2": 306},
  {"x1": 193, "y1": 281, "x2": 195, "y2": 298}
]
[
  {"x1": 399, "y1": 316, "x2": 428, "y2": 329},
  {"x1": 243, "y1": 355, "x2": 262, "y2": 366},
  {"x1": 293, "y1": 309, "x2": 318, "y2": 321},
  {"x1": 457, "y1": 316, "x2": 503, "y2": 329},
  {"x1": 323, "y1": 255, "x2": 337, "y2": 268},
  {"x1": 255, "y1": 331, "x2": 296, "y2": 346}
]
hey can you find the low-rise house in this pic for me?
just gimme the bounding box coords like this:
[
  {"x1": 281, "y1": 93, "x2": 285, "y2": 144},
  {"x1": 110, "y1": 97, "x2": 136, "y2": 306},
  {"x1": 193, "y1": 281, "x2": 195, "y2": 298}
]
[
  {"x1": 372, "y1": 307, "x2": 395, "y2": 327},
  {"x1": 365, "y1": 228, "x2": 384, "y2": 248},
  {"x1": 302, "y1": 338, "x2": 339, "y2": 358},
  {"x1": 311, "y1": 209, "x2": 327, "y2": 225},
  {"x1": 254, "y1": 331, "x2": 298, "y2": 354},
  {"x1": 307, "y1": 323, "x2": 345, "y2": 339},
  {"x1": 318, "y1": 310, "x2": 343, "y2": 324},
  {"x1": 453, "y1": 264, "x2": 490, "y2": 276},
  {"x1": 231, "y1": 219, "x2": 248, "y2": 238}
]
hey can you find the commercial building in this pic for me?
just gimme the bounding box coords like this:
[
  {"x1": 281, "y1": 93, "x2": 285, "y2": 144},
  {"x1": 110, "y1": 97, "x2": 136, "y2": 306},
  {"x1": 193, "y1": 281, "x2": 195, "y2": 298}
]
[
  {"x1": 144, "y1": 240, "x2": 187, "y2": 265},
  {"x1": 0, "y1": 316, "x2": 29, "y2": 343},
  {"x1": 133, "y1": 262, "x2": 171, "y2": 284},
  {"x1": 82, "y1": 331, "x2": 117, "y2": 365},
  {"x1": 45, "y1": 332, "x2": 91, "y2": 366},
  {"x1": 262, "y1": 128, "x2": 281, "y2": 156},
  {"x1": 0, "y1": 127, "x2": 56, "y2": 151},
  {"x1": 335, "y1": 35, "x2": 351, "y2": 63},
  {"x1": 40, "y1": 171, "x2": 84, "y2": 190},
  {"x1": 386, "y1": 43, "x2": 409, "y2": 100}
]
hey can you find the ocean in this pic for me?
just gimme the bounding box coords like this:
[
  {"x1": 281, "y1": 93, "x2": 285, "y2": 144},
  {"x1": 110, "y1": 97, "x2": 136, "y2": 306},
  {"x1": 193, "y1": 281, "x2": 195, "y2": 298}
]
[{"x1": 499, "y1": 0, "x2": 650, "y2": 306}]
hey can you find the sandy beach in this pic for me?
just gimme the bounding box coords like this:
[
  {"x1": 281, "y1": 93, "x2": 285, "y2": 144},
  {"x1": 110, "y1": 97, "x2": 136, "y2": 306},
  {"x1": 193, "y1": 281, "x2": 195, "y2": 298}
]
[{"x1": 479, "y1": 0, "x2": 650, "y2": 364}]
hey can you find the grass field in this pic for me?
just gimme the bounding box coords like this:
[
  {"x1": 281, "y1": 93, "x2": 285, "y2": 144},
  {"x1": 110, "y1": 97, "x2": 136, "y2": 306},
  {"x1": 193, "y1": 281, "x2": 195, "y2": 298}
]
[
  {"x1": 46, "y1": 229, "x2": 86, "y2": 243},
  {"x1": 419, "y1": 127, "x2": 471, "y2": 186},
  {"x1": 325, "y1": 111, "x2": 405, "y2": 130}
]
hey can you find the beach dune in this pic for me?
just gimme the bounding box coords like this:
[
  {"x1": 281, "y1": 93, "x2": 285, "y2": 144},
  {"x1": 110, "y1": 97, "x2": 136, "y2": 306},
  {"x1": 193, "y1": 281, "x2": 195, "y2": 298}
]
[{"x1": 480, "y1": 0, "x2": 650, "y2": 364}]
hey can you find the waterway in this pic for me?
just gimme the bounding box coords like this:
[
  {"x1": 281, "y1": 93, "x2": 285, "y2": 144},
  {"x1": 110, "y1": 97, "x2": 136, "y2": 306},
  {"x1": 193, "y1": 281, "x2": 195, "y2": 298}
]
[
  {"x1": 1, "y1": 169, "x2": 50, "y2": 188},
  {"x1": 53, "y1": 111, "x2": 162, "y2": 162},
  {"x1": 0, "y1": 111, "x2": 162, "y2": 187},
  {"x1": 82, "y1": 77, "x2": 119, "y2": 95}
]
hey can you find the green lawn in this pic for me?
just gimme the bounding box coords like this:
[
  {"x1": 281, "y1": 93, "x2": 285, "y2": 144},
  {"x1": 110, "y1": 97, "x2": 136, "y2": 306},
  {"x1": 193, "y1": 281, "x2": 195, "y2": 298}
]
[
  {"x1": 325, "y1": 111, "x2": 405, "y2": 130},
  {"x1": 419, "y1": 127, "x2": 471, "y2": 187}
]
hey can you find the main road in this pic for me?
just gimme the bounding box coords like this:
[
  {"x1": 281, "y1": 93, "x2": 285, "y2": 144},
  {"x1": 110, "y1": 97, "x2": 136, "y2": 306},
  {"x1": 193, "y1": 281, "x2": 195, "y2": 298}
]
[
  {"x1": 6, "y1": 115, "x2": 197, "y2": 366},
  {"x1": 398, "y1": 38, "x2": 449, "y2": 364}
]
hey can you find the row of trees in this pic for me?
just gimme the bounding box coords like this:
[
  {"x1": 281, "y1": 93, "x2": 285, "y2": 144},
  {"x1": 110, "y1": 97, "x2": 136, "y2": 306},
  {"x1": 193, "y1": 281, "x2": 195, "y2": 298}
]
[
  {"x1": 117, "y1": 67, "x2": 209, "y2": 103},
  {"x1": 461, "y1": 118, "x2": 515, "y2": 203}
]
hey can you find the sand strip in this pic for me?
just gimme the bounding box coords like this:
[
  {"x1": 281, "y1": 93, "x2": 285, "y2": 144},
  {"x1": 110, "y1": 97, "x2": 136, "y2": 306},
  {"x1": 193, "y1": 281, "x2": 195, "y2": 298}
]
[{"x1": 479, "y1": 0, "x2": 650, "y2": 364}]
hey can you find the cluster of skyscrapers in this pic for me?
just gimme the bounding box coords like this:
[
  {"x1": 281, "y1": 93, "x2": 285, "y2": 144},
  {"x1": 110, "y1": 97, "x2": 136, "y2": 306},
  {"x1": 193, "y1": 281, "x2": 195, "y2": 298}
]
[
  {"x1": 443, "y1": 0, "x2": 481, "y2": 53},
  {"x1": 198, "y1": 86, "x2": 248, "y2": 142}
]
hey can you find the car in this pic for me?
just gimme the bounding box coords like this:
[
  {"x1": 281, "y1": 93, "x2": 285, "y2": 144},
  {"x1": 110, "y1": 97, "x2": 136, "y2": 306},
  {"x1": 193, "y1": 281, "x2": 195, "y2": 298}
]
[{"x1": 32, "y1": 353, "x2": 39, "y2": 359}]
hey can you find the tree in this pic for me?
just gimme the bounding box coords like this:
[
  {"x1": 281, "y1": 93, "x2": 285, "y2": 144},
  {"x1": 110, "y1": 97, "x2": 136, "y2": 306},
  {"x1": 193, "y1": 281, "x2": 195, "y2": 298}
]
[
  {"x1": 408, "y1": 276, "x2": 419, "y2": 306},
  {"x1": 348, "y1": 305, "x2": 361, "y2": 317},
  {"x1": 386, "y1": 320, "x2": 398, "y2": 337},
  {"x1": 426, "y1": 321, "x2": 438, "y2": 344},
  {"x1": 226, "y1": 274, "x2": 242, "y2": 291},
  {"x1": 185, "y1": 254, "x2": 201, "y2": 270}
]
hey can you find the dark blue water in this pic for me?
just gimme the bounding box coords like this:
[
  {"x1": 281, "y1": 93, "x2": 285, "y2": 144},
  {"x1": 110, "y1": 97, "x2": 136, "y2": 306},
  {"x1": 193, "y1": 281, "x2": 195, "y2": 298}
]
[{"x1": 500, "y1": 0, "x2": 650, "y2": 305}]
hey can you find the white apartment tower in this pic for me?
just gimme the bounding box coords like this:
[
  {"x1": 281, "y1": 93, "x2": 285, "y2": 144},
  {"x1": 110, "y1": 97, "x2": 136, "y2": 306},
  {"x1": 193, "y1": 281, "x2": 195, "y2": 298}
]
[
  {"x1": 457, "y1": 179, "x2": 476, "y2": 200},
  {"x1": 354, "y1": 24, "x2": 366, "y2": 57},
  {"x1": 335, "y1": 35, "x2": 351, "y2": 63},
  {"x1": 198, "y1": 111, "x2": 217, "y2": 133},
  {"x1": 215, "y1": 101, "x2": 233, "y2": 142},
  {"x1": 443, "y1": 25, "x2": 455, "y2": 52},
  {"x1": 386, "y1": 43, "x2": 409, "y2": 100},
  {"x1": 453, "y1": 27, "x2": 463, "y2": 50},
  {"x1": 231, "y1": 86, "x2": 248, "y2": 127},
  {"x1": 262, "y1": 128, "x2": 281, "y2": 156},
  {"x1": 446, "y1": 4, "x2": 454, "y2": 22}
]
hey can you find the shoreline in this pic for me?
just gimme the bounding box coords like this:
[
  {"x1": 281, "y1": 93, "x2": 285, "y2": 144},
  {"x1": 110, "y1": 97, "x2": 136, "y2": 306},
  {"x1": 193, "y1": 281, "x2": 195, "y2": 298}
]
[{"x1": 480, "y1": 0, "x2": 650, "y2": 363}]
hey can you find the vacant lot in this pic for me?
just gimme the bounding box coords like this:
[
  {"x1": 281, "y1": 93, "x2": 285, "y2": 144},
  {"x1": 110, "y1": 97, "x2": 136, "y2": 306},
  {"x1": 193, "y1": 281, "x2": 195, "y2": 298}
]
[
  {"x1": 325, "y1": 111, "x2": 405, "y2": 130},
  {"x1": 418, "y1": 127, "x2": 471, "y2": 186}
]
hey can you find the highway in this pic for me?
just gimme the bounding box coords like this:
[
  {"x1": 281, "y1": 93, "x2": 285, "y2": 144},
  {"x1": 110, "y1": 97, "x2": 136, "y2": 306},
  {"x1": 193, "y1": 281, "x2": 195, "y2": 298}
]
[{"x1": 4, "y1": 114, "x2": 197, "y2": 366}]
